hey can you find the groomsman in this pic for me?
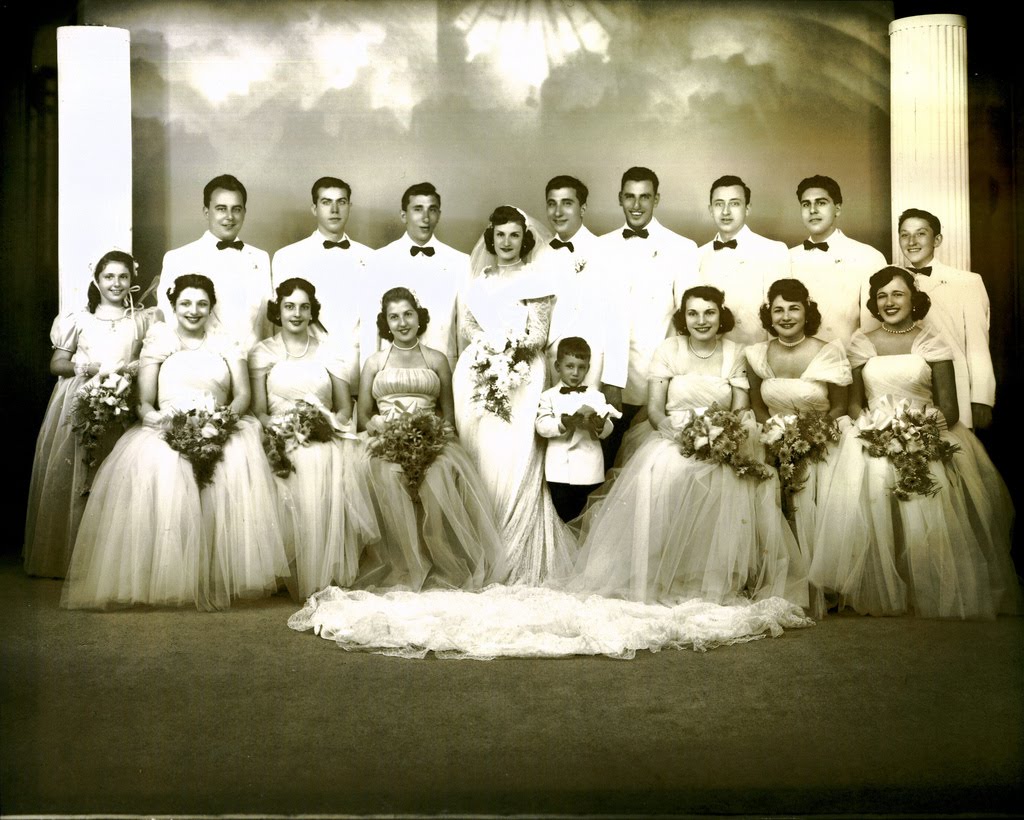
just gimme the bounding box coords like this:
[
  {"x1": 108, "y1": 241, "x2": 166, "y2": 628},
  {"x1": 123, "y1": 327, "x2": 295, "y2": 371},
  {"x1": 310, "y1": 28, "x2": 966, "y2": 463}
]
[
  {"x1": 541, "y1": 175, "x2": 627, "y2": 408},
  {"x1": 599, "y1": 166, "x2": 699, "y2": 467},
  {"x1": 158, "y1": 173, "x2": 272, "y2": 351},
  {"x1": 891, "y1": 208, "x2": 995, "y2": 429},
  {"x1": 272, "y1": 176, "x2": 372, "y2": 385},
  {"x1": 362, "y1": 182, "x2": 467, "y2": 371},
  {"x1": 697, "y1": 175, "x2": 790, "y2": 345},
  {"x1": 788, "y1": 175, "x2": 887, "y2": 346}
]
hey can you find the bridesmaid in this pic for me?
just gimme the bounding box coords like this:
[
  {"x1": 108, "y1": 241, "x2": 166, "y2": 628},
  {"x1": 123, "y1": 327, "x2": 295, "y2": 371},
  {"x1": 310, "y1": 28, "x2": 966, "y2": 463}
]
[
  {"x1": 249, "y1": 278, "x2": 379, "y2": 599},
  {"x1": 356, "y1": 287, "x2": 504, "y2": 591},
  {"x1": 63, "y1": 274, "x2": 288, "y2": 610},
  {"x1": 24, "y1": 250, "x2": 155, "y2": 578},
  {"x1": 746, "y1": 278, "x2": 851, "y2": 616}
]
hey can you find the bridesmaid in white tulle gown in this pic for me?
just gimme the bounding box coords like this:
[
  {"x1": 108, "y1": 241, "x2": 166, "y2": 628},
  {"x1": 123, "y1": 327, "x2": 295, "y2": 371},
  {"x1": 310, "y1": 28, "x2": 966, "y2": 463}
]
[
  {"x1": 24, "y1": 250, "x2": 156, "y2": 578},
  {"x1": 452, "y1": 206, "x2": 576, "y2": 585},
  {"x1": 570, "y1": 286, "x2": 808, "y2": 608},
  {"x1": 63, "y1": 274, "x2": 289, "y2": 610},
  {"x1": 746, "y1": 278, "x2": 851, "y2": 616},
  {"x1": 355, "y1": 286, "x2": 504, "y2": 590},
  {"x1": 809, "y1": 267, "x2": 1021, "y2": 618},
  {"x1": 249, "y1": 278, "x2": 379, "y2": 599}
]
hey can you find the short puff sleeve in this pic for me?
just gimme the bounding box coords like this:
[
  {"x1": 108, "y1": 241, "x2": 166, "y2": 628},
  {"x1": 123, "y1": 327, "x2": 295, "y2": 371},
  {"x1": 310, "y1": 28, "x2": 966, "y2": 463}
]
[
  {"x1": 912, "y1": 324, "x2": 955, "y2": 363},
  {"x1": 724, "y1": 340, "x2": 749, "y2": 390},
  {"x1": 49, "y1": 312, "x2": 83, "y2": 353},
  {"x1": 802, "y1": 339, "x2": 853, "y2": 386},
  {"x1": 139, "y1": 322, "x2": 181, "y2": 368}
]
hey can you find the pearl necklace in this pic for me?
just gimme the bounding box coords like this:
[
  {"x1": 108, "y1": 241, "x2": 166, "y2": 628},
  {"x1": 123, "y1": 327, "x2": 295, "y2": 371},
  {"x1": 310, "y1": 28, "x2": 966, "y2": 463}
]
[
  {"x1": 176, "y1": 331, "x2": 207, "y2": 350},
  {"x1": 392, "y1": 339, "x2": 420, "y2": 351},
  {"x1": 687, "y1": 339, "x2": 719, "y2": 359},
  {"x1": 285, "y1": 333, "x2": 311, "y2": 358},
  {"x1": 776, "y1": 334, "x2": 806, "y2": 348},
  {"x1": 881, "y1": 321, "x2": 917, "y2": 335}
]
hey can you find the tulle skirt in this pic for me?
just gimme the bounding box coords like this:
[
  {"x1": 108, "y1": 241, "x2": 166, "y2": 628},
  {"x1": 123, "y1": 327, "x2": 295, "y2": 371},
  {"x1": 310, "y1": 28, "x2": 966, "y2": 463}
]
[
  {"x1": 354, "y1": 440, "x2": 505, "y2": 592},
  {"x1": 23, "y1": 375, "x2": 127, "y2": 578},
  {"x1": 569, "y1": 424, "x2": 809, "y2": 609},
  {"x1": 62, "y1": 417, "x2": 289, "y2": 610},
  {"x1": 809, "y1": 423, "x2": 1021, "y2": 619},
  {"x1": 275, "y1": 437, "x2": 380, "y2": 599},
  {"x1": 289, "y1": 584, "x2": 814, "y2": 659}
]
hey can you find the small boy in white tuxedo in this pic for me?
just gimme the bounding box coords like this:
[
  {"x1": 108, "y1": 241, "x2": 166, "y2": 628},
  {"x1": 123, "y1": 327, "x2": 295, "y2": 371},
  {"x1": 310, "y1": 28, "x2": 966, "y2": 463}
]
[{"x1": 536, "y1": 337, "x2": 621, "y2": 522}]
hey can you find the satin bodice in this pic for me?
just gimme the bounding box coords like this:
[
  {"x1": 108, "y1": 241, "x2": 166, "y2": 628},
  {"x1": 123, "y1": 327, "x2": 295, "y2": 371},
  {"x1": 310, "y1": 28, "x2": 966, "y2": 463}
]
[
  {"x1": 666, "y1": 374, "x2": 734, "y2": 419},
  {"x1": 745, "y1": 339, "x2": 851, "y2": 416},
  {"x1": 266, "y1": 359, "x2": 333, "y2": 416},
  {"x1": 848, "y1": 328, "x2": 951, "y2": 414},
  {"x1": 157, "y1": 348, "x2": 231, "y2": 411},
  {"x1": 50, "y1": 309, "x2": 153, "y2": 368},
  {"x1": 372, "y1": 367, "x2": 441, "y2": 418}
]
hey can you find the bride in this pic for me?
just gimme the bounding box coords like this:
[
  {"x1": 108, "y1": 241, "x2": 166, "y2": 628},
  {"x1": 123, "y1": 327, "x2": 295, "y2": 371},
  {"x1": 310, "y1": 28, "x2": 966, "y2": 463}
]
[{"x1": 451, "y1": 205, "x2": 576, "y2": 585}]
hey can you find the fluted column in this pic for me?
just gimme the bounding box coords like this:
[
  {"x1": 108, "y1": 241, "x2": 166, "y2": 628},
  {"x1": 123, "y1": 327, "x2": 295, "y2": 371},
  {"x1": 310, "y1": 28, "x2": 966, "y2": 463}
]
[
  {"x1": 57, "y1": 26, "x2": 132, "y2": 312},
  {"x1": 889, "y1": 14, "x2": 969, "y2": 269}
]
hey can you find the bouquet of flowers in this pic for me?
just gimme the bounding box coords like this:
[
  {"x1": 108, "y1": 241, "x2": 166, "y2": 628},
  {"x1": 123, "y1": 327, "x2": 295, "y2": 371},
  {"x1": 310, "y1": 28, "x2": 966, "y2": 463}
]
[
  {"x1": 263, "y1": 398, "x2": 340, "y2": 478},
  {"x1": 69, "y1": 369, "x2": 137, "y2": 470},
  {"x1": 162, "y1": 397, "x2": 240, "y2": 490},
  {"x1": 467, "y1": 328, "x2": 535, "y2": 422},
  {"x1": 857, "y1": 400, "x2": 960, "y2": 500},
  {"x1": 368, "y1": 407, "x2": 452, "y2": 499},
  {"x1": 761, "y1": 409, "x2": 841, "y2": 515},
  {"x1": 675, "y1": 404, "x2": 772, "y2": 482}
]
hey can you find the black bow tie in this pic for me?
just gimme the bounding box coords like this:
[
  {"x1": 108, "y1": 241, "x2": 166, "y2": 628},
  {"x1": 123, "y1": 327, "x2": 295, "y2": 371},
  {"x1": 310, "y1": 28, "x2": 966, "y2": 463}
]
[
  {"x1": 216, "y1": 240, "x2": 244, "y2": 251},
  {"x1": 908, "y1": 266, "x2": 932, "y2": 276},
  {"x1": 713, "y1": 239, "x2": 738, "y2": 251},
  {"x1": 550, "y1": 238, "x2": 575, "y2": 252},
  {"x1": 803, "y1": 240, "x2": 829, "y2": 252},
  {"x1": 410, "y1": 246, "x2": 435, "y2": 257},
  {"x1": 622, "y1": 228, "x2": 649, "y2": 240},
  {"x1": 560, "y1": 385, "x2": 586, "y2": 394},
  {"x1": 323, "y1": 239, "x2": 350, "y2": 249}
]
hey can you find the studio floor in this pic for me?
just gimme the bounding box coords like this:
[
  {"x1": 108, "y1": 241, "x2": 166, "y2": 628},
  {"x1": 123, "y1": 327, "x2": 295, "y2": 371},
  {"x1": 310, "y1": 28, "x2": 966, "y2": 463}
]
[{"x1": 1, "y1": 555, "x2": 1021, "y2": 819}]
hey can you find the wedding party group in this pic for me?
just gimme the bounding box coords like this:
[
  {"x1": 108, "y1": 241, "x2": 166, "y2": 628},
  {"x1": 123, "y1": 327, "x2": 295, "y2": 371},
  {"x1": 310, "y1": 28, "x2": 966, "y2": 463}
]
[{"x1": 23, "y1": 167, "x2": 1021, "y2": 657}]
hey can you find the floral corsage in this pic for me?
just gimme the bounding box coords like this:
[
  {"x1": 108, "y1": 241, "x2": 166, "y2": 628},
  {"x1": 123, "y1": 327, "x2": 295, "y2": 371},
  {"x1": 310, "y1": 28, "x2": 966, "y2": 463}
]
[
  {"x1": 162, "y1": 396, "x2": 240, "y2": 490},
  {"x1": 675, "y1": 404, "x2": 772, "y2": 481},
  {"x1": 857, "y1": 399, "x2": 960, "y2": 500}
]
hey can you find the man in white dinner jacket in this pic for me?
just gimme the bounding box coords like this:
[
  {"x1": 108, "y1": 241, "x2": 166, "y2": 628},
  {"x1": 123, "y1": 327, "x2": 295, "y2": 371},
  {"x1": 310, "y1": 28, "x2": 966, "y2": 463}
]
[
  {"x1": 881, "y1": 208, "x2": 995, "y2": 429},
  {"x1": 598, "y1": 166, "x2": 699, "y2": 468},
  {"x1": 697, "y1": 174, "x2": 790, "y2": 346},
  {"x1": 272, "y1": 175, "x2": 372, "y2": 386},
  {"x1": 361, "y1": 182, "x2": 468, "y2": 372},
  {"x1": 157, "y1": 173, "x2": 272, "y2": 353},
  {"x1": 539, "y1": 174, "x2": 628, "y2": 411},
  {"x1": 788, "y1": 175, "x2": 887, "y2": 347}
]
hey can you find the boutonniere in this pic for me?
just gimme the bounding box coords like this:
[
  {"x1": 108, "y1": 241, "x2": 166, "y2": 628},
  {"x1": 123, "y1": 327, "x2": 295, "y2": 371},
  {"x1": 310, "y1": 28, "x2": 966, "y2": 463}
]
[
  {"x1": 574, "y1": 259, "x2": 587, "y2": 273},
  {"x1": 652, "y1": 250, "x2": 659, "y2": 259}
]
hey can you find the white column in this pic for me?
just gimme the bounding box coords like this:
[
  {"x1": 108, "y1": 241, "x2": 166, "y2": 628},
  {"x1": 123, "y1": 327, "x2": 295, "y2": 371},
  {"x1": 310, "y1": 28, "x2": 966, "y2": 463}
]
[
  {"x1": 57, "y1": 26, "x2": 132, "y2": 312},
  {"x1": 889, "y1": 14, "x2": 969, "y2": 269}
]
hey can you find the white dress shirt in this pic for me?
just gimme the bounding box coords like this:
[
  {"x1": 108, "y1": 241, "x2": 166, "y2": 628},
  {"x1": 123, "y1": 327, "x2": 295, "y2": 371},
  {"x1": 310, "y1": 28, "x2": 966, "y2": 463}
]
[
  {"x1": 157, "y1": 231, "x2": 272, "y2": 352},
  {"x1": 539, "y1": 225, "x2": 628, "y2": 390},
  {"x1": 599, "y1": 218, "x2": 699, "y2": 406},
  {"x1": 361, "y1": 235, "x2": 468, "y2": 372},
  {"x1": 535, "y1": 383, "x2": 617, "y2": 485},
  {"x1": 863, "y1": 259, "x2": 995, "y2": 427},
  {"x1": 788, "y1": 229, "x2": 887, "y2": 346},
  {"x1": 698, "y1": 224, "x2": 790, "y2": 347},
  {"x1": 271, "y1": 230, "x2": 373, "y2": 385}
]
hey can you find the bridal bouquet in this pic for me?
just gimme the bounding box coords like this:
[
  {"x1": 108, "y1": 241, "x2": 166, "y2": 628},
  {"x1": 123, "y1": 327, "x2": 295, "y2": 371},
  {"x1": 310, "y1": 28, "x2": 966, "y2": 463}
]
[
  {"x1": 857, "y1": 399, "x2": 960, "y2": 500},
  {"x1": 468, "y1": 328, "x2": 534, "y2": 422},
  {"x1": 761, "y1": 409, "x2": 840, "y2": 514},
  {"x1": 262, "y1": 398, "x2": 340, "y2": 478},
  {"x1": 69, "y1": 369, "x2": 137, "y2": 469},
  {"x1": 368, "y1": 407, "x2": 452, "y2": 499},
  {"x1": 675, "y1": 404, "x2": 772, "y2": 482},
  {"x1": 162, "y1": 397, "x2": 240, "y2": 490}
]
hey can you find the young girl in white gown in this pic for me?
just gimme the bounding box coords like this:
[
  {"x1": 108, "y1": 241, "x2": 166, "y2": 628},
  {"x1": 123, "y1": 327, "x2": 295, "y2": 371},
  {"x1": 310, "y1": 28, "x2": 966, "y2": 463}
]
[
  {"x1": 353, "y1": 287, "x2": 504, "y2": 591},
  {"x1": 746, "y1": 279, "x2": 851, "y2": 616},
  {"x1": 451, "y1": 206, "x2": 576, "y2": 585},
  {"x1": 62, "y1": 275, "x2": 288, "y2": 610},
  {"x1": 249, "y1": 278, "x2": 378, "y2": 599},
  {"x1": 570, "y1": 286, "x2": 809, "y2": 608},
  {"x1": 24, "y1": 251, "x2": 156, "y2": 578},
  {"x1": 809, "y1": 267, "x2": 1021, "y2": 618}
]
